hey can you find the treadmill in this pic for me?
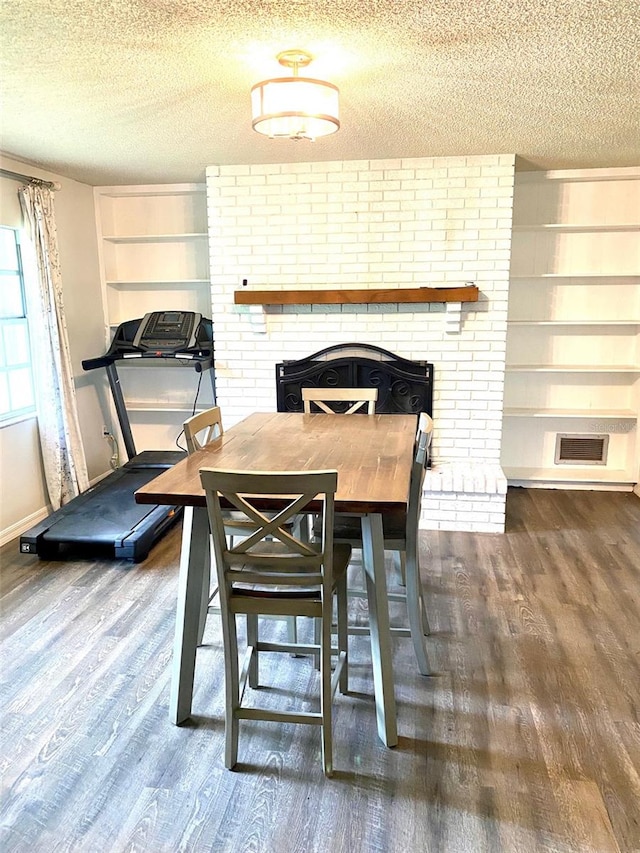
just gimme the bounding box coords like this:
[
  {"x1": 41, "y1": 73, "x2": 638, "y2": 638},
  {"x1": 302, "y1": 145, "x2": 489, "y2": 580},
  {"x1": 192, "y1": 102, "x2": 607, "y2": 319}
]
[{"x1": 20, "y1": 310, "x2": 215, "y2": 562}]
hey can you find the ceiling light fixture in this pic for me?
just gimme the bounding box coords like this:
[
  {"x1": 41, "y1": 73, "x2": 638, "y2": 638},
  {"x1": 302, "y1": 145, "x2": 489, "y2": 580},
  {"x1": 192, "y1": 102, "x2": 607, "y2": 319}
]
[{"x1": 251, "y1": 49, "x2": 340, "y2": 141}]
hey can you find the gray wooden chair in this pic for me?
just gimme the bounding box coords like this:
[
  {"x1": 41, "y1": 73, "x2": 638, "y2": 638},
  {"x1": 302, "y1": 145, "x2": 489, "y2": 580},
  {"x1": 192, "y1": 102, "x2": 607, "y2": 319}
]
[
  {"x1": 183, "y1": 406, "x2": 298, "y2": 645},
  {"x1": 184, "y1": 407, "x2": 263, "y2": 541},
  {"x1": 200, "y1": 468, "x2": 350, "y2": 776},
  {"x1": 316, "y1": 413, "x2": 434, "y2": 675},
  {"x1": 301, "y1": 391, "x2": 431, "y2": 671},
  {"x1": 183, "y1": 406, "x2": 224, "y2": 453},
  {"x1": 302, "y1": 386, "x2": 378, "y2": 414}
]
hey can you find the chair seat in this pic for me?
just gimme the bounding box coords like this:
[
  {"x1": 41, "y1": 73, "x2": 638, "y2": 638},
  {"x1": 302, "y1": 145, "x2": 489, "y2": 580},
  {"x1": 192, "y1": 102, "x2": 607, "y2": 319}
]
[
  {"x1": 315, "y1": 511, "x2": 407, "y2": 542},
  {"x1": 231, "y1": 543, "x2": 352, "y2": 597},
  {"x1": 224, "y1": 511, "x2": 260, "y2": 528}
]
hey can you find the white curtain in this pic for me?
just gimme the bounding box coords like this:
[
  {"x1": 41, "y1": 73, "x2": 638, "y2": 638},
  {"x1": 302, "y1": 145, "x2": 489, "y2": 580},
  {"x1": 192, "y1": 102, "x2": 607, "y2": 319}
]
[{"x1": 19, "y1": 184, "x2": 89, "y2": 510}]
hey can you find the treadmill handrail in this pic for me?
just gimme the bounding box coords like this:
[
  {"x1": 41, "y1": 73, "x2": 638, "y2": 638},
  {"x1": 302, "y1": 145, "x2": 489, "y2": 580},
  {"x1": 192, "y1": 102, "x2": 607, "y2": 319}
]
[{"x1": 82, "y1": 348, "x2": 213, "y2": 371}]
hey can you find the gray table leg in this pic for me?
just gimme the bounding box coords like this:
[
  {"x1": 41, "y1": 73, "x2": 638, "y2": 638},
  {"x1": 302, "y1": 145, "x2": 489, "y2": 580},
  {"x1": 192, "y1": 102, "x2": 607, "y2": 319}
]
[
  {"x1": 361, "y1": 513, "x2": 398, "y2": 747},
  {"x1": 169, "y1": 506, "x2": 210, "y2": 725},
  {"x1": 197, "y1": 533, "x2": 211, "y2": 645}
]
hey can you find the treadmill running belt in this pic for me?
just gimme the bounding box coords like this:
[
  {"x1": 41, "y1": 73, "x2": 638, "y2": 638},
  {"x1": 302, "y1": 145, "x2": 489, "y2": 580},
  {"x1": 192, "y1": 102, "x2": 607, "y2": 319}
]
[{"x1": 41, "y1": 468, "x2": 170, "y2": 545}]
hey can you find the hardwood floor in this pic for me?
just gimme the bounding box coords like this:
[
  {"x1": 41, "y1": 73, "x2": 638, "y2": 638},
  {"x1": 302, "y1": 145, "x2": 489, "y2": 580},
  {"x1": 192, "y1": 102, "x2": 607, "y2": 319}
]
[{"x1": 1, "y1": 488, "x2": 639, "y2": 853}]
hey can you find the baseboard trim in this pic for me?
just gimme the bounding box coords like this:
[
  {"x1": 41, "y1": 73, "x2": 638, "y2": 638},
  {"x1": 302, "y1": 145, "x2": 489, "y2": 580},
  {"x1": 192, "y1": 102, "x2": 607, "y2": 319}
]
[
  {"x1": 0, "y1": 506, "x2": 50, "y2": 548},
  {"x1": 508, "y1": 480, "x2": 634, "y2": 492},
  {"x1": 0, "y1": 470, "x2": 112, "y2": 549}
]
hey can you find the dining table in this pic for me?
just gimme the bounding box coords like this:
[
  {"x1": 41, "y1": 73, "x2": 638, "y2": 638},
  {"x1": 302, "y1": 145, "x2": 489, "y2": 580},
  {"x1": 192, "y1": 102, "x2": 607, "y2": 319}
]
[{"x1": 135, "y1": 410, "x2": 418, "y2": 748}]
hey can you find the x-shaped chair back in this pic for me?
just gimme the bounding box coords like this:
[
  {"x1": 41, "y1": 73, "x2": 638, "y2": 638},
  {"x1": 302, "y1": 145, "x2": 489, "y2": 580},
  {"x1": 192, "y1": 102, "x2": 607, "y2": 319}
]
[
  {"x1": 200, "y1": 469, "x2": 338, "y2": 592},
  {"x1": 183, "y1": 406, "x2": 223, "y2": 453},
  {"x1": 302, "y1": 387, "x2": 378, "y2": 415}
]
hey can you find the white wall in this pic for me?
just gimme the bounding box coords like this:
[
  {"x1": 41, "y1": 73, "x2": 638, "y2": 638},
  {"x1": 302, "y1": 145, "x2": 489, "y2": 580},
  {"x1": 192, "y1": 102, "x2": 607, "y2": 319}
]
[
  {"x1": 0, "y1": 154, "x2": 108, "y2": 544},
  {"x1": 207, "y1": 154, "x2": 516, "y2": 531}
]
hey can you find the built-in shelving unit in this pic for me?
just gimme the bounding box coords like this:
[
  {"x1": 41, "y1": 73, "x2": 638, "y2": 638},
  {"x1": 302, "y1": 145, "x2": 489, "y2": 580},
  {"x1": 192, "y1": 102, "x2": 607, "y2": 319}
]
[
  {"x1": 502, "y1": 167, "x2": 640, "y2": 489},
  {"x1": 94, "y1": 183, "x2": 213, "y2": 451}
]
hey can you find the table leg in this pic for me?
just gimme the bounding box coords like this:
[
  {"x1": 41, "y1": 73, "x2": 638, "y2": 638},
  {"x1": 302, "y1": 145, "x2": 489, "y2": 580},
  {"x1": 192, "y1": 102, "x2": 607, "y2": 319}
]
[
  {"x1": 360, "y1": 512, "x2": 398, "y2": 747},
  {"x1": 169, "y1": 505, "x2": 210, "y2": 725}
]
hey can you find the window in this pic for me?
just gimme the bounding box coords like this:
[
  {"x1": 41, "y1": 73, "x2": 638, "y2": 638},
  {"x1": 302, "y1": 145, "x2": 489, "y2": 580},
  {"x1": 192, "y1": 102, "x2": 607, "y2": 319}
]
[{"x1": 0, "y1": 227, "x2": 35, "y2": 420}]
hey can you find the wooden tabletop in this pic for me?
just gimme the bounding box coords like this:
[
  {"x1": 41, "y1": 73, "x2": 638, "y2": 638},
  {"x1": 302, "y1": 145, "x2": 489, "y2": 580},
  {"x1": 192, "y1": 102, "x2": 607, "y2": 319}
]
[{"x1": 135, "y1": 412, "x2": 417, "y2": 514}]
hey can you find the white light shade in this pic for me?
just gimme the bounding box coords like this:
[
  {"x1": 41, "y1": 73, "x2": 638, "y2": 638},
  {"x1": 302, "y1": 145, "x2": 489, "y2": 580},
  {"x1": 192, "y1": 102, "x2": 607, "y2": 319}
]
[{"x1": 251, "y1": 76, "x2": 340, "y2": 140}]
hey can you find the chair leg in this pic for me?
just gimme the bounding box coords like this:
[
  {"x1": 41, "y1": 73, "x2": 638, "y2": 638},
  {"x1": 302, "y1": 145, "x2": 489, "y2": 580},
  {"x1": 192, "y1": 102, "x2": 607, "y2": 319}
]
[
  {"x1": 336, "y1": 575, "x2": 349, "y2": 694},
  {"x1": 405, "y1": 548, "x2": 431, "y2": 676},
  {"x1": 320, "y1": 596, "x2": 334, "y2": 777},
  {"x1": 313, "y1": 617, "x2": 321, "y2": 670},
  {"x1": 197, "y1": 535, "x2": 212, "y2": 645},
  {"x1": 221, "y1": 608, "x2": 240, "y2": 769},
  {"x1": 246, "y1": 613, "x2": 259, "y2": 688},
  {"x1": 286, "y1": 615, "x2": 298, "y2": 645},
  {"x1": 420, "y1": 587, "x2": 431, "y2": 636},
  {"x1": 393, "y1": 550, "x2": 407, "y2": 587}
]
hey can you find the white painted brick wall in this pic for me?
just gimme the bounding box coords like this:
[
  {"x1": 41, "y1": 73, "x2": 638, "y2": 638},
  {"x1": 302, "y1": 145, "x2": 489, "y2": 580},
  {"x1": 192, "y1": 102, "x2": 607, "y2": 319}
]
[{"x1": 206, "y1": 154, "x2": 516, "y2": 532}]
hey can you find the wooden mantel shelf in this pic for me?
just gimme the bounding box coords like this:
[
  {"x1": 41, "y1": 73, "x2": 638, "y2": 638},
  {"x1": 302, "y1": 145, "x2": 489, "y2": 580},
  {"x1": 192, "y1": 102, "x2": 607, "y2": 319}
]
[{"x1": 234, "y1": 285, "x2": 479, "y2": 306}]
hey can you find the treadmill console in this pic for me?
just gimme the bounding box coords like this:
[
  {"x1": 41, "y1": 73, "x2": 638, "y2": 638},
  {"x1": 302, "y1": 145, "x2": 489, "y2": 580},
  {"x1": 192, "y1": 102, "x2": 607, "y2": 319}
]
[
  {"x1": 82, "y1": 311, "x2": 214, "y2": 371},
  {"x1": 133, "y1": 311, "x2": 202, "y2": 353}
]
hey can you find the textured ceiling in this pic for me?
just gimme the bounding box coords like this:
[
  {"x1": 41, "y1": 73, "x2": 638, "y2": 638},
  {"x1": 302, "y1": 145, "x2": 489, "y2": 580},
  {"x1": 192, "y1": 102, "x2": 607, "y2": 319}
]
[{"x1": 1, "y1": 0, "x2": 639, "y2": 186}]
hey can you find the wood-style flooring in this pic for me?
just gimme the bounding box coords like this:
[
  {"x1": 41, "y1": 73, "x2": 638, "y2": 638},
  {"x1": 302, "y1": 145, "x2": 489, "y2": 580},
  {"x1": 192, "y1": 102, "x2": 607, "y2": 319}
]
[{"x1": 1, "y1": 487, "x2": 639, "y2": 853}]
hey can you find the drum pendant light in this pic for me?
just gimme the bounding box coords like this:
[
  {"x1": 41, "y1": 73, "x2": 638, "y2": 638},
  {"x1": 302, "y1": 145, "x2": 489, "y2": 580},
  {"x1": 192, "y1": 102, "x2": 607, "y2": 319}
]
[{"x1": 251, "y1": 49, "x2": 340, "y2": 141}]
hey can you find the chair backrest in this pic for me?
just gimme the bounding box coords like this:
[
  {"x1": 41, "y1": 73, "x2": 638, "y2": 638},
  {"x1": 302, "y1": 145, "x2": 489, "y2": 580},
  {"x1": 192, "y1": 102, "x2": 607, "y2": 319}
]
[
  {"x1": 417, "y1": 412, "x2": 434, "y2": 456},
  {"x1": 200, "y1": 468, "x2": 338, "y2": 594},
  {"x1": 406, "y1": 413, "x2": 434, "y2": 539},
  {"x1": 302, "y1": 387, "x2": 378, "y2": 415},
  {"x1": 183, "y1": 406, "x2": 223, "y2": 453}
]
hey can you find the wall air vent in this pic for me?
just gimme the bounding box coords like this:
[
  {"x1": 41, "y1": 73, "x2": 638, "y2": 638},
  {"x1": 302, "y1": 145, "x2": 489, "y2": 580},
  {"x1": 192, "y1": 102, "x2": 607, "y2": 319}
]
[{"x1": 554, "y1": 434, "x2": 609, "y2": 465}]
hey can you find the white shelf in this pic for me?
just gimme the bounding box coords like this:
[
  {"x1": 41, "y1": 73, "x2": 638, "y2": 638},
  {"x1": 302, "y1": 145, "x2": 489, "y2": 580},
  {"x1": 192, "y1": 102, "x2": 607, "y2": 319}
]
[
  {"x1": 510, "y1": 274, "x2": 639, "y2": 281},
  {"x1": 506, "y1": 364, "x2": 640, "y2": 373},
  {"x1": 103, "y1": 233, "x2": 208, "y2": 243},
  {"x1": 105, "y1": 279, "x2": 210, "y2": 288},
  {"x1": 97, "y1": 183, "x2": 205, "y2": 198},
  {"x1": 513, "y1": 223, "x2": 640, "y2": 233},
  {"x1": 507, "y1": 320, "x2": 639, "y2": 327},
  {"x1": 503, "y1": 408, "x2": 637, "y2": 418},
  {"x1": 515, "y1": 167, "x2": 640, "y2": 183},
  {"x1": 504, "y1": 466, "x2": 636, "y2": 484}
]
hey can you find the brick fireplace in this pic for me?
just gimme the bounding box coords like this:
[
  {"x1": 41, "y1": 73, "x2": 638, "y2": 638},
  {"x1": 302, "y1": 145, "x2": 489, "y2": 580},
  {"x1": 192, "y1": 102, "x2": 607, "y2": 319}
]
[{"x1": 206, "y1": 154, "x2": 515, "y2": 532}]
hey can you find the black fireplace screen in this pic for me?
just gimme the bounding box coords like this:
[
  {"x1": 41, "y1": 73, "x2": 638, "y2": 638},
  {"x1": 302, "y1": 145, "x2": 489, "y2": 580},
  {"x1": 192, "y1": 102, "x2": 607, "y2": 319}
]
[{"x1": 275, "y1": 343, "x2": 433, "y2": 415}]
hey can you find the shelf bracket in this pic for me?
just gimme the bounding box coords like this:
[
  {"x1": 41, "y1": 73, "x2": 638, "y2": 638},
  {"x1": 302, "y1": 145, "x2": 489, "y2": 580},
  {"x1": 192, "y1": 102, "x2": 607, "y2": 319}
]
[
  {"x1": 248, "y1": 304, "x2": 267, "y2": 334},
  {"x1": 445, "y1": 302, "x2": 463, "y2": 334}
]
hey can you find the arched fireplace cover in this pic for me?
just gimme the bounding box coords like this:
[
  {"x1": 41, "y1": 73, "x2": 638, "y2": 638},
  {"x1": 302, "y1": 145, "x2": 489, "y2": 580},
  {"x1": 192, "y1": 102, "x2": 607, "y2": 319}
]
[{"x1": 275, "y1": 343, "x2": 433, "y2": 415}]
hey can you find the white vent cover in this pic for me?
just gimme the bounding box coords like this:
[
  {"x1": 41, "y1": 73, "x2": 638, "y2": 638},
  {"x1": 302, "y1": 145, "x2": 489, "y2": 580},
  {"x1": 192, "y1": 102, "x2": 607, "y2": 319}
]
[{"x1": 554, "y1": 434, "x2": 609, "y2": 465}]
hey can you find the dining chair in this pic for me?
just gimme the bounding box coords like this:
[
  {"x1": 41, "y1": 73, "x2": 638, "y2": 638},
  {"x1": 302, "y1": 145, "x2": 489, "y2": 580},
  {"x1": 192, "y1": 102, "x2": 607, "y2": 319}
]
[
  {"x1": 183, "y1": 406, "x2": 298, "y2": 645},
  {"x1": 302, "y1": 386, "x2": 378, "y2": 414},
  {"x1": 317, "y1": 413, "x2": 434, "y2": 675},
  {"x1": 200, "y1": 467, "x2": 351, "y2": 776},
  {"x1": 184, "y1": 407, "x2": 263, "y2": 541},
  {"x1": 183, "y1": 406, "x2": 223, "y2": 453}
]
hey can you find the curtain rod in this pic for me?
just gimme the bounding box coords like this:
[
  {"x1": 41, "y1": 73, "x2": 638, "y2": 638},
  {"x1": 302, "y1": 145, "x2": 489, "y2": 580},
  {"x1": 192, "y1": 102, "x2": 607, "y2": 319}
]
[{"x1": 0, "y1": 167, "x2": 59, "y2": 190}]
